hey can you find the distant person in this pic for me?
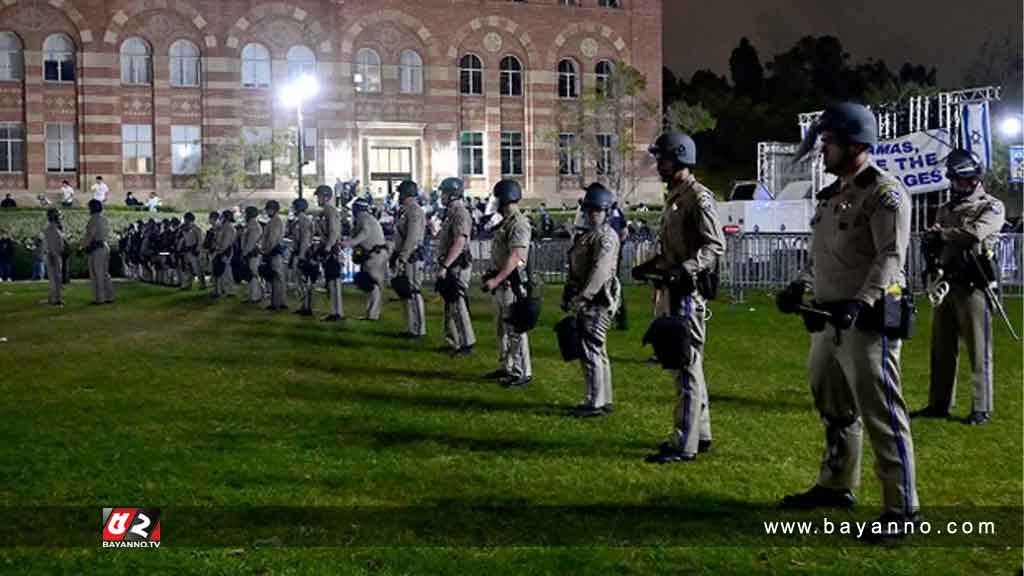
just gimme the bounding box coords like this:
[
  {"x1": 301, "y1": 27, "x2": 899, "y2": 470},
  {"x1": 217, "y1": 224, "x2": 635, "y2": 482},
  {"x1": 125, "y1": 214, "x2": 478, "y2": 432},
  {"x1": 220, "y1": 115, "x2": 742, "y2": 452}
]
[
  {"x1": 43, "y1": 209, "x2": 65, "y2": 306},
  {"x1": 125, "y1": 191, "x2": 142, "y2": 207},
  {"x1": 60, "y1": 180, "x2": 75, "y2": 207},
  {"x1": 0, "y1": 193, "x2": 15, "y2": 209},
  {"x1": 90, "y1": 176, "x2": 108, "y2": 203},
  {"x1": 36, "y1": 194, "x2": 50, "y2": 207},
  {"x1": 145, "y1": 191, "x2": 162, "y2": 213},
  {"x1": 0, "y1": 230, "x2": 13, "y2": 281},
  {"x1": 81, "y1": 200, "x2": 114, "y2": 304}
]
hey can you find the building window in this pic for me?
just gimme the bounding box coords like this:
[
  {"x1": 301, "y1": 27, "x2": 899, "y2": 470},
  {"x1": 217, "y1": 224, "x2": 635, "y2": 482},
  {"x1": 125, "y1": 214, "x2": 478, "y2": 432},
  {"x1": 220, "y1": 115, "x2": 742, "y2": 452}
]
[
  {"x1": 243, "y1": 127, "x2": 273, "y2": 175},
  {"x1": 43, "y1": 34, "x2": 75, "y2": 82},
  {"x1": 558, "y1": 59, "x2": 578, "y2": 99},
  {"x1": 0, "y1": 123, "x2": 24, "y2": 173},
  {"x1": 501, "y1": 132, "x2": 523, "y2": 176},
  {"x1": 595, "y1": 60, "x2": 612, "y2": 97},
  {"x1": 559, "y1": 133, "x2": 579, "y2": 175},
  {"x1": 354, "y1": 48, "x2": 381, "y2": 93},
  {"x1": 499, "y1": 55, "x2": 522, "y2": 97},
  {"x1": 399, "y1": 49, "x2": 423, "y2": 94},
  {"x1": 120, "y1": 37, "x2": 152, "y2": 85},
  {"x1": 459, "y1": 54, "x2": 482, "y2": 95},
  {"x1": 122, "y1": 124, "x2": 153, "y2": 174},
  {"x1": 460, "y1": 131, "x2": 484, "y2": 176},
  {"x1": 0, "y1": 32, "x2": 23, "y2": 81},
  {"x1": 45, "y1": 123, "x2": 76, "y2": 172},
  {"x1": 241, "y1": 43, "x2": 271, "y2": 88},
  {"x1": 291, "y1": 127, "x2": 317, "y2": 175},
  {"x1": 171, "y1": 125, "x2": 201, "y2": 175},
  {"x1": 596, "y1": 133, "x2": 614, "y2": 175},
  {"x1": 561, "y1": 0, "x2": 578, "y2": 5},
  {"x1": 169, "y1": 39, "x2": 200, "y2": 87},
  {"x1": 599, "y1": 0, "x2": 621, "y2": 7},
  {"x1": 287, "y1": 45, "x2": 315, "y2": 80}
]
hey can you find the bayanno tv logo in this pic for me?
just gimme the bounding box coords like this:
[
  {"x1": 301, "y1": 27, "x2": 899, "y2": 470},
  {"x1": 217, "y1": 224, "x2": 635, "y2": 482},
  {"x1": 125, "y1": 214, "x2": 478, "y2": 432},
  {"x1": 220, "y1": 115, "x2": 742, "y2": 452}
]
[{"x1": 102, "y1": 508, "x2": 161, "y2": 548}]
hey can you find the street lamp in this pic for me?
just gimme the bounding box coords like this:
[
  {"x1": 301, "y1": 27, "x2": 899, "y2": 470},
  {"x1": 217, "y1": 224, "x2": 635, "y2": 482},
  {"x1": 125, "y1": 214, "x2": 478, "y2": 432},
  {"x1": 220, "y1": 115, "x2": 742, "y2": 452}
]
[
  {"x1": 999, "y1": 115, "x2": 1022, "y2": 140},
  {"x1": 279, "y1": 73, "x2": 320, "y2": 199}
]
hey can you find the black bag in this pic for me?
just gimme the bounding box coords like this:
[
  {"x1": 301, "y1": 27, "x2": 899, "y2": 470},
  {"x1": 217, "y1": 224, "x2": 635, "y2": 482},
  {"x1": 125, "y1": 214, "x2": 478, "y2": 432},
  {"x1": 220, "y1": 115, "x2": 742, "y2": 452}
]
[
  {"x1": 301, "y1": 259, "x2": 321, "y2": 283},
  {"x1": 354, "y1": 269, "x2": 376, "y2": 292},
  {"x1": 696, "y1": 269, "x2": 719, "y2": 301},
  {"x1": 436, "y1": 272, "x2": 463, "y2": 304},
  {"x1": 642, "y1": 315, "x2": 693, "y2": 370},
  {"x1": 856, "y1": 292, "x2": 916, "y2": 340},
  {"x1": 233, "y1": 252, "x2": 252, "y2": 282},
  {"x1": 212, "y1": 254, "x2": 226, "y2": 277},
  {"x1": 510, "y1": 295, "x2": 542, "y2": 334},
  {"x1": 554, "y1": 315, "x2": 583, "y2": 362},
  {"x1": 258, "y1": 257, "x2": 274, "y2": 281},
  {"x1": 391, "y1": 274, "x2": 414, "y2": 300},
  {"x1": 323, "y1": 256, "x2": 342, "y2": 281},
  {"x1": 352, "y1": 246, "x2": 369, "y2": 265}
]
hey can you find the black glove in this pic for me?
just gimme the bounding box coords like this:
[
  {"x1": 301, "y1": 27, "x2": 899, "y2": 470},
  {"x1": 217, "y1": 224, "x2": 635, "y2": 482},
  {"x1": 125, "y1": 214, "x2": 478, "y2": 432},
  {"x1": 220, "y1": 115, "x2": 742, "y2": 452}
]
[
  {"x1": 561, "y1": 284, "x2": 578, "y2": 312},
  {"x1": 668, "y1": 266, "x2": 696, "y2": 294},
  {"x1": 776, "y1": 281, "x2": 806, "y2": 315},
  {"x1": 832, "y1": 300, "x2": 865, "y2": 331}
]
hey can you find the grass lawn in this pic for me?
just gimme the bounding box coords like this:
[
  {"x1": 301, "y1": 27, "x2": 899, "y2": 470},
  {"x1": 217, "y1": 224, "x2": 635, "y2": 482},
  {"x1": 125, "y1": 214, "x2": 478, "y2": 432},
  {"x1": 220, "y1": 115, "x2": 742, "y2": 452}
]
[{"x1": 0, "y1": 280, "x2": 1020, "y2": 574}]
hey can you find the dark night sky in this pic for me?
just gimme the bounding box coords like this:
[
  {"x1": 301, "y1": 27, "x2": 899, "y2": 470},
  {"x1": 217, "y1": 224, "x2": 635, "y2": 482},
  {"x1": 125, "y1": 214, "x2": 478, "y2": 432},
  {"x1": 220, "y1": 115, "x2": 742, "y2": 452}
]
[{"x1": 663, "y1": 0, "x2": 1023, "y2": 89}]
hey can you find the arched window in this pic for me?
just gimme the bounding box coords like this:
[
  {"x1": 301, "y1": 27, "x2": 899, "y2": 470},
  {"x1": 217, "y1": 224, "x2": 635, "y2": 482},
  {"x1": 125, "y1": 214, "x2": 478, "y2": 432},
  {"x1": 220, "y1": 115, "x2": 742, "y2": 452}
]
[
  {"x1": 558, "y1": 58, "x2": 578, "y2": 99},
  {"x1": 241, "y1": 43, "x2": 270, "y2": 88},
  {"x1": 459, "y1": 54, "x2": 482, "y2": 96},
  {"x1": 0, "y1": 32, "x2": 24, "y2": 81},
  {"x1": 120, "y1": 37, "x2": 152, "y2": 85},
  {"x1": 595, "y1": 60, "x2": 612, "y2": 97},
  {"x1": 43, "y1": 34, "x2": 75, "y2": 82},
  {"x1": 399, "y1": 50, "x2": 422, "y2": 94},
  {"x1": 354, "y1": 48, "x2": 381, "y2": 93},
  {"x1": 169, "y1": 39, "x2": 200, "y2": 87},
  {"x1": 499, "y1": 55, "x2": 522, "y2": 97},
  {"x1": 287, "y1": 45, "x2": 315, "y2": 80}
]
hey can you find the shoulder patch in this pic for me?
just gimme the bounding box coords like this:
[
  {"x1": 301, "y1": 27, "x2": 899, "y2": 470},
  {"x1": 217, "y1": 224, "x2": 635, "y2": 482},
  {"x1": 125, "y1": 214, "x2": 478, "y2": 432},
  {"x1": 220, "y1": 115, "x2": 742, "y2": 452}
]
[
  {"x1": 989, "y1": 201, "x2": 1003, "y2": 215},
  {"x1": 853, "y1": 165, "x2": 881, "y2": 188},
  {"x1": 697, "y1": 190, "x2": 715, "y2": 211},
  {"x1": 877, "y1": 182, "x2": 902, "y2": 211}
]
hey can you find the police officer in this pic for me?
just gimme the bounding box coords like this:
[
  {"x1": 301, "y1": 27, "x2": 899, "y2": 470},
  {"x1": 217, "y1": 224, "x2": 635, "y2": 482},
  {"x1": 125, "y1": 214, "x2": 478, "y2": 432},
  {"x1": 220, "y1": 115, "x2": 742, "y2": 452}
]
[
  {"x1": 261, "y1": 200, "x2": 287, "y2": 311},
  {"x1": 481, "y1": 179, "x2": 533, "y2": 388},
  {"x1": 43, "y1": 208, "x2": 65, "y2": 307},
  {"x1": 213, "y1": 209, "x2": 237, "y2": 298},
  {"x1": 639, "y1": 130, "x2": 724, "y2": 463},
  {"x1": 315, "y1": 185, "x2": 344, "y2": 322},
  {"x1": 201, "y1": 211, "x2": 219, "y2": 291},
  {"x1": 240, "y1": 206, "x2": 264, "y2": 304},
  {"x1": 343, "y1": 198, "x2": 388, "y2": 321},
  {"x1": 436, "y1": 177, "x2": 477, "y2": 356},
  {"x1": 393, "y1": 180, "x2": 426, "y2": 338},
  {"x1": 291, "y1": 198, "x2": 316, "y2": 316},
  {"x1": 81, "y1": 199, "x2": 115, "y2": 304},
  {"x1": 565, "y1": 183, "x2": 621, "y2": 417},
  {"x1": 913, "y1": 150, "x2": 1006, "y2": 425},
  {"x1": 775, "y1": 102, "x2": 918, "y2": 536},
  {"x1": 176, "y1": 212, "x2": 203, "y2": 290}
]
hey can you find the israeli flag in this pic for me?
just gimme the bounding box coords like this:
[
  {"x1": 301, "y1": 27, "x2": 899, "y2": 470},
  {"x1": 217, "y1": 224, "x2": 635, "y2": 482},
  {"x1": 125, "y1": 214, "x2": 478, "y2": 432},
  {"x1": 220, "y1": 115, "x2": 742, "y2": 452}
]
[{"x1": 961, "y1": 101, "x2": 993, "y2": 169}]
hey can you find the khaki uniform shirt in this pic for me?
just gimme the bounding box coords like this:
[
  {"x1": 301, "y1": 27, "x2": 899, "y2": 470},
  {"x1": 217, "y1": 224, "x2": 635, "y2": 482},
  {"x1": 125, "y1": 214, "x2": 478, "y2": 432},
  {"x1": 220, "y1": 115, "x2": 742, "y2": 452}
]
[
  {"x1": 491, "y1": 207, "x2": 531, "y2": 269},
  {"x1": 295, "y1": 213, "x2": 314, "y2": 260},
  {"x1": 438, "y1": 200, "x2": 472, "y2": 263},
  {"x1": 800, "y1": 161, "x2": 911, "y2": 306},
  {"x1": 655, "y1": 172, "x2": 725, "y2": 276},
  {"x1": 44, "y1": 222, "x2": 65, "y2": 256},
  {"x1": 570, "y1": 221, "x2": 621, "y2": 302},
  {"x1": 242, "y1": 219, "x2": 263, "y2": 257},
  {"x1": 320, "y1": 205, "x2": 341, "y2": 249},
  {"x1": 260, "y1": 215, "x2": 284, "y2": 254},
  {"x1": 82, "y1": 213, "x2": 110, "y2": 249},
  {"x1": 351, "y1": 212, "x2": 385, "y2": 250},
  {"x1": 935, "y1": 184, "x2": 1005, "y2": 267},
  {"x1": 215, "y1": 220, "x2": 236, "y2": 254},
  {"x1": 394, "y1": 202, "x2": 426, "y2": 262},
  {"x1": 176, "y1": 223, "x2": 202, "y2": 253}
]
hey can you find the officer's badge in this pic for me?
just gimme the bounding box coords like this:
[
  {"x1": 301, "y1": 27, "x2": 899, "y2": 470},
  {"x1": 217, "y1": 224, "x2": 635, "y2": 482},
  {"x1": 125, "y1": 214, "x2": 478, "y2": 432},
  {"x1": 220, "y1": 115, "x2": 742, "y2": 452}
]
[{"x1": 878, "y1": 184, "x2": 901, "y2": 211}]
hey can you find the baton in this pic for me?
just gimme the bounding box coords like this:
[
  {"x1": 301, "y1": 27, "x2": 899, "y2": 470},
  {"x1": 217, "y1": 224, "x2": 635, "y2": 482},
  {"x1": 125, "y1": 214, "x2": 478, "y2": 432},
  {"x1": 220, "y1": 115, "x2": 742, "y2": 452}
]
[{"x1": 969, "y1": 253, "x2": 1020, "y2": 341}]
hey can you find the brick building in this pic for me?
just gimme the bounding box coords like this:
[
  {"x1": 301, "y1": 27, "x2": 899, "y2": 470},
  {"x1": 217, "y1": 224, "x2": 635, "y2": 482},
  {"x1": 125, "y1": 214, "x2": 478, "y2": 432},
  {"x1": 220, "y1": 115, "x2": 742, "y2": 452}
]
[{"x1": 0, "y1": 0, "x2": 663, "y2": 207}]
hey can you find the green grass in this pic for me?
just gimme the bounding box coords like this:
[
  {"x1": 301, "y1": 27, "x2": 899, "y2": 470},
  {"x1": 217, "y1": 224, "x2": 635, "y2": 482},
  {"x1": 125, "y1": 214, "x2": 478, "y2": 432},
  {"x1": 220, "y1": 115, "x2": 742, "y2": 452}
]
[{"x1": 0, "y1": 281, "x2": 1020, "y2": 574}]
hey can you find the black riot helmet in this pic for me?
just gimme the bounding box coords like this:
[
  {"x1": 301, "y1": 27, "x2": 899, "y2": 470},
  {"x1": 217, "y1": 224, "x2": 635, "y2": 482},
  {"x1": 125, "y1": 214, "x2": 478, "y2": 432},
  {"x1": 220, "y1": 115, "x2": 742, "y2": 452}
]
[
  {"x1": 493, "y1": 179, "x2": 522, "y2": 207},
  {"x1": 183, "y1": 212, "x2": 196, "y2": 223},
  {"x1": 292, "y1": 198, "x2": 309, "y2": 213},
  {"x1": 397, "y1": 180, "x2": 420, "y2": 202},
  {"x1": 581, "y1": 182, "x2": 615, "y2": 211},
  {"x1": 221, "y1": 209, "x2": 235, "y2": 223},
  {"x1": 208, "y1": 211, "x2": 220, "y2": 222},
  {"x1": 352, "y1": 198, "x2": 370, "y2": 216},
  {"x1": 46, "y1": 208, "x2": 61, "y2": 222},
  {"x1": 648, "y1": 131, "x2": 697, "y2": 166},
  {"x1": 264, "y1": 200, "x2": 281, "y2": 214},
  {"x1": 244, "y1": 206, "x2": 260, "y2": 220},
  {"x1": 797, "y1": 102, "x2": 878, "y2": 162},
  {"x1": 945, "y1": 148, "x2": 983, "y2": 180},
  {"x1": 314, "y1": 185, "x2": 333, "y2": 199},
  {"x1": 439, "y1": 177, "x2": 465, "y2": 201},
  {"x1": 87, "y1": 199, "x2": 103, "y2": 214}
]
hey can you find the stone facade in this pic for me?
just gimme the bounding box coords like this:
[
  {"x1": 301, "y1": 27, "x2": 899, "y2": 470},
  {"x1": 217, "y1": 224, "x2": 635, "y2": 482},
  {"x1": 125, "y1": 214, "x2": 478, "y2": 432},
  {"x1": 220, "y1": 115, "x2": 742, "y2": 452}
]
[{"x1": 0, "y1": 0, "x2": 663, "y2": 207}]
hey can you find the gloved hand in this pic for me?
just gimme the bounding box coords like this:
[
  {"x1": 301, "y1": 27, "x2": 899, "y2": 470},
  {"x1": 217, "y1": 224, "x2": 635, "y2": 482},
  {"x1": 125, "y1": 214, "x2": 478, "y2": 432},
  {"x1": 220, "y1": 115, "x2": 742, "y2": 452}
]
[
  {"x1": 561, "y1": 284, "x2": 578, "y2": 312},
  {"x1": 668, "y1": 266, "x2": 696, "y2": 294},
  {"x1": 776, "y1": 281, "x2": 806, "y2": 314},
  {"x1": 832, "y1": 300, "x2": 865, "y2": 331}
]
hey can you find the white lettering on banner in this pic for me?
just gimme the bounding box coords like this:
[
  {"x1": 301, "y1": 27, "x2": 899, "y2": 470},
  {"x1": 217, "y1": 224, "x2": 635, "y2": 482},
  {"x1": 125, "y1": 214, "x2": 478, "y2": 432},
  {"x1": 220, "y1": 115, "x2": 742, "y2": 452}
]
[{"x1": 870, "y1": 129, "x2": 953, "y2": 195}]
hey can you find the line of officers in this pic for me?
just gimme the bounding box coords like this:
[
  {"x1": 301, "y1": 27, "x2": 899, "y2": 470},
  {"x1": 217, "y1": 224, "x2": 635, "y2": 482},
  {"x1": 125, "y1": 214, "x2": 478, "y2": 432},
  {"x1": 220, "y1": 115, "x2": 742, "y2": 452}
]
[{"x1": 36, "y1": 101, "x2": 1006, "y2": 543}]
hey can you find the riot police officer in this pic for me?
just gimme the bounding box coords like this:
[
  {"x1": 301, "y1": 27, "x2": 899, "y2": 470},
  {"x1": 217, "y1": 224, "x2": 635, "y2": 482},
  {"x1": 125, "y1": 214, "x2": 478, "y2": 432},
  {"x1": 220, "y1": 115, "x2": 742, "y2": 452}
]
[
  {"x1": 81, "y1": 199, "x2": 115, "y2": 304},
  {"x1": 176, "y1": 212, "x2": 203, "y2": 290},
  {"x1": 565, "y1": 183, "x2": 621, "y2": 417},
  {"x1": 776, "y1": 102, "x2": 919, "y2": 538},
  {"x1": 261, "y1": 200, "x2": 288, "y2": 311},
  {"x1": 291, "y1": 198, "x2": 316, "y2": 316},
  {"x1": 481, "y1": 179, "x2": 533, "y2": 388},
  {"x1": 43, "y1": 208, "x2": 65, "y2": 306},
  {"x1": 213, "y1": 209, "x2": 237, "y2": 298},
  {"x1": 914, "y1": 149, "x2": 1006, "y2": 425},
  {"x1": 343, "y1": 198, "x2": 388, "y2": 320},
  {"x1": 392, "y1": 180, "x2": 427, "y2": 338},
  {"x1": 200, "y1": 211, "x2": 220, "y2": 290},
  {"x1": 316, "y1": 185, "x2": 344, "y2": 322},
  {"x1": 637, "y1": 131, "x2": 724, "y2": 463},
  {"x1": 240, "y1": 206, "x2": 264, "y2": 304},
  {"x1": 436, "y1": 177, "x2": 477, "y2": 356}
]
